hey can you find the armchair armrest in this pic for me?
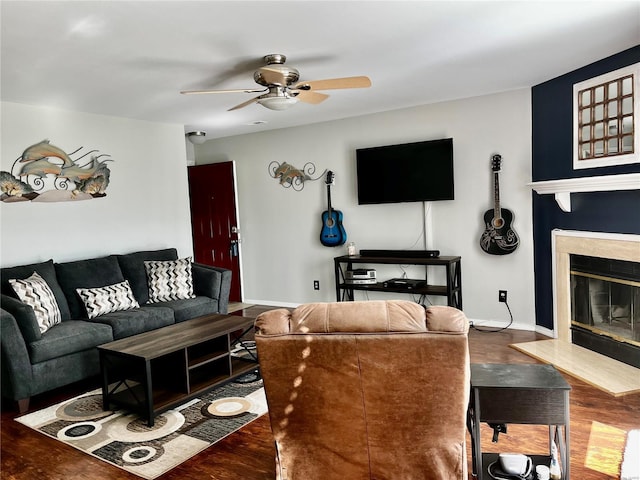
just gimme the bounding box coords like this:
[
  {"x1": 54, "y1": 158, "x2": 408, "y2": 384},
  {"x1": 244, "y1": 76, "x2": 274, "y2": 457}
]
[
  {"x1": 192, "y1": 263, "x2": 232, "y2": 314},
  {"x1": 1, "y1": 294, "x2": 41, "y2": 342},
  {"x1": 1, "y1": 307, "x2": 34, "y2": 401}
]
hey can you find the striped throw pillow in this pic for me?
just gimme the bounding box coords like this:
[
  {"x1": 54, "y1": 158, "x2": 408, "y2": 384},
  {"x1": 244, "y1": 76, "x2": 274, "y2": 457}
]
[
  {"x1": 9, "y1": 271, "x2": 62, "y2": 333},
  {"x1": 144, "y1": 257, "x2": 195, "y2": 303},
  {"x1": 77, "y1": 280, "x2": 140, "y2": 319}
]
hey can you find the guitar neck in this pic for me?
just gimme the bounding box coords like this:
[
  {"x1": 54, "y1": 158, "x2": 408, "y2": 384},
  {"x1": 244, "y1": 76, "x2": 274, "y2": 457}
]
[
  {"x1": 493, "y1": 171, "x2": 501, "y2": 218},
  {"x1": 326, "y1": 183, "x2": 333, "y2": 215}
]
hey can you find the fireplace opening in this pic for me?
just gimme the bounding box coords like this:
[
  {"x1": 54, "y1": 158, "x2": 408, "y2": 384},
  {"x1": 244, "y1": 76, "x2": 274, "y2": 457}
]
[{"x1": 570, "y1": 254, "x2": 640, "y2": 368}]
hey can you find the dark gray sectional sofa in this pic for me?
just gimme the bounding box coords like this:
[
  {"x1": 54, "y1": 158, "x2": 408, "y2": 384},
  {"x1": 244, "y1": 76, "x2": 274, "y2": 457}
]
[{"x1": 0, "y1": 248, "x2": 231, "y2": 412}]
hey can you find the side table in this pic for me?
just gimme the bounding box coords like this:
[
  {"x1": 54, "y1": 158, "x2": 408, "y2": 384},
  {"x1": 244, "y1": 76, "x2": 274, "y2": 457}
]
[{"x1": 468, "y1": 363, "x2": 571, "y2": 479}]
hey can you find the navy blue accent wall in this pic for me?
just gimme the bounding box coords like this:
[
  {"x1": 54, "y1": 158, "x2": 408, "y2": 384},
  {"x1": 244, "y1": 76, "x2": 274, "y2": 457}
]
[{"x1": 532, "y1": 46, "x2": 640, "y2": 330}]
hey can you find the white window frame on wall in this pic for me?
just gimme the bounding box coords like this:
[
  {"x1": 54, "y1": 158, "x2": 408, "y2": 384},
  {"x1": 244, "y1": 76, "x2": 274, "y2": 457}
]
[{"x1": 573, "y1": 63, "x2": 640, "y2": 170}]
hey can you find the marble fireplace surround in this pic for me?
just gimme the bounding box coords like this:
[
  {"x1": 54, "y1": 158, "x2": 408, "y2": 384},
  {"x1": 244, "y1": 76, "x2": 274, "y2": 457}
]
[
  {"x1": 552, "y1": 229, "x2": 640, "y2": 342},
  {"x1": 512, "y1": 229, "x2": 640, "y2": 396}
]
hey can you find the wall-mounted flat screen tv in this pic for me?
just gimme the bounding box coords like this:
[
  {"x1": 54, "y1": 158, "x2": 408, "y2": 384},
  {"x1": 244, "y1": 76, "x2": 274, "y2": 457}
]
[{"x1": 356, "y1": 138, "x2": 454, "y2": 205}]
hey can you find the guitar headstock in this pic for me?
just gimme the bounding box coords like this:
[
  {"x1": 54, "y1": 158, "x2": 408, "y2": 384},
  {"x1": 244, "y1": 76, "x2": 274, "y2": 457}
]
[
  {"x1": 325, "y1": 170, "x2": 335, "y2": 185},
  {"x1": 491, "y1": 154, "x2": 502, "y2": 172}
]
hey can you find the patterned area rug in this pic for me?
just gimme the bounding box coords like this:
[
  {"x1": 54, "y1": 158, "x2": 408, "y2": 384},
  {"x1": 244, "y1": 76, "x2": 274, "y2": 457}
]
[{"x1": 16, "y1": 368, "x2": 266, "y2": 480}]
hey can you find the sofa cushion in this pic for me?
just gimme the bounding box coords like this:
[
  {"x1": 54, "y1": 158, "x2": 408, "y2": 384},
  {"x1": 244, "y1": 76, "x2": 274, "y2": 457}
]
[
  {"x1": 28, "y1": 320, "x2": 113, "y2": 364},
  {"x1": 145, "y1": 296, "x2": 219, "y2": 323},
  {"x1": 55, "y1": 256, "x2": 125, "y2": 319},
  {"x1": 116, "y1": 248, "x2": 178, "y2": 305},
  {"x1": 145, "y1": 257, "x2": 195, "y2": 303},
  {"x1": 8, "y1": 272, "x2": 62, "y2": 333},
  {"x1": 89, "y1": 306, "x2": 174, "y2": 339},
  {"x1": 29, "y1": 348, "x2": 102, "y2": 398},
  {"x1": 76, "y1": 280, "x2": 140, "y2": 319},
  {"x1": 1, "y1": 259, "x2": 71, "y2": 320}
]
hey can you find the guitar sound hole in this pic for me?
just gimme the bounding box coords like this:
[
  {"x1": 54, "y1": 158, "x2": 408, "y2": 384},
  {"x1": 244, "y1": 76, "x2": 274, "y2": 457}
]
[
  {"x1": 326, "y1": 219, "x2": 335, "y2": 227},
  {"x1": 493, "y1": 218, "x2": 504, "y2": 228}
]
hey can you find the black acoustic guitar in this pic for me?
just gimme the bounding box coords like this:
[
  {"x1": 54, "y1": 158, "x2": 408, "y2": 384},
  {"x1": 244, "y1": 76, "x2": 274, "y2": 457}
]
[
  {"x1": 480, "y1": 154, "x2": 519, "y2": 255},
  {"x1": 320, "y1": 171, "x2": 347, "y2": 247}
]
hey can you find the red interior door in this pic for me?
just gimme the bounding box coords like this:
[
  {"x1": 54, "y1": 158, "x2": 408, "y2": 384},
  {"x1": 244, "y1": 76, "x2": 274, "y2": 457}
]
[{"x1": 188, "y1": 162, "x2": 241, "y2": 301}]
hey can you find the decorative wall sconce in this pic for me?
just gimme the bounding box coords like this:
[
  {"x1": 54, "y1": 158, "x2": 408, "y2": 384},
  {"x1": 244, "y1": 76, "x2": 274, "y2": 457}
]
[
  {"x1": 186, "y1": 131, "x2": 207, "y2": 145},
  {"x1": 268, "y1": 161, "x2": 325, "y2": 191}
]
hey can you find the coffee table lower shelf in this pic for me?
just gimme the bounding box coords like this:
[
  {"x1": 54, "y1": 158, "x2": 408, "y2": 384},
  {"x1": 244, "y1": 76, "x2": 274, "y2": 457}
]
[
  {"x1": 99, "y1": 314, "x2": 258, "y2": 426},
  {"x1": 105, "y1": 360, "x2": 257, "y2": 423}
]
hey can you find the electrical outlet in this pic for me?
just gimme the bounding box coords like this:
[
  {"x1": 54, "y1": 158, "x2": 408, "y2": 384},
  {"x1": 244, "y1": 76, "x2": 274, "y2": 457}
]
[
  {"x1": 499, "y1": 290, "x2": 508, "y2": 303},
  {"x1": 313, "y1": 280, "x2": 320, "y2": 290}
]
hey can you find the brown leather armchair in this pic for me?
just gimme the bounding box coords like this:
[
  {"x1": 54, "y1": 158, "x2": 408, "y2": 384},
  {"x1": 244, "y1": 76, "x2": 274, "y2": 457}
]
[{"x1": 255, "y1": 300, "x2": 470, "y2": 480}]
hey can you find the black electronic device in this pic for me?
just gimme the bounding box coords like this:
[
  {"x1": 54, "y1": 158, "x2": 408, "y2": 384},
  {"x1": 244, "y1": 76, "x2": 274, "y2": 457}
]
[
  {"x1": 356, "y1": 138, "x2": 454, "y2": 205},
  {"x1": 382, "y1": 278, "x2": 427, "y2": 289},
  {"x1": 359, "y1": 249, "x2": 440, "y2": 258}
]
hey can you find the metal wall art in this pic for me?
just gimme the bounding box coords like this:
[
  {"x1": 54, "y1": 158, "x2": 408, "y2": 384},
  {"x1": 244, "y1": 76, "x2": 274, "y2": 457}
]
[
  {"x1": 1, "y1": 139, "x2": 113, "y2": 203},
  {"x1": 268, "y1": 161, "x2": 325, "y2": 191}
]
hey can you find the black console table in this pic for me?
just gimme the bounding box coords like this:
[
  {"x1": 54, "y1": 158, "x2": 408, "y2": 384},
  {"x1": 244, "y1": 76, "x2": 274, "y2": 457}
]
[{"x1": 333, "y1": 253, "x2": 462, "y2": 308}]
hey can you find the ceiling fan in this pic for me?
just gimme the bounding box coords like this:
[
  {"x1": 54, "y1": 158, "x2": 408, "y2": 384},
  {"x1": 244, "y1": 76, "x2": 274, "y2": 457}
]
[{"x1": 180, "y1": 54, "x2": 371, "y2": 111}]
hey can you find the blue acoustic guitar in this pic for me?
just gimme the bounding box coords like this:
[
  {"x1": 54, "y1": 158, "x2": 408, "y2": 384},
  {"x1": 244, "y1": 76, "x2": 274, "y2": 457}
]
[{"x1": 320, "y1": 171, "x2": 347, "y2": 247}]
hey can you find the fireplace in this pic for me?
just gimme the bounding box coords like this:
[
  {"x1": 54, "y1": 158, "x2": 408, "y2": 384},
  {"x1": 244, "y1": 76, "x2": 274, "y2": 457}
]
[
  {"x1": 553, "y1": 230, "x2": 640, "y2": 368},
  {"x1": 570, "y1": 254, "x2": 640, "y2": 367}
]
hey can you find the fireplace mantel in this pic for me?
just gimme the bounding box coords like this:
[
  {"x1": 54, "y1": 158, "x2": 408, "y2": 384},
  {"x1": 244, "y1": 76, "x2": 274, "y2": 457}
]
[{"x1": 529, "y1": 172, "x2": 640, "y2": 212}]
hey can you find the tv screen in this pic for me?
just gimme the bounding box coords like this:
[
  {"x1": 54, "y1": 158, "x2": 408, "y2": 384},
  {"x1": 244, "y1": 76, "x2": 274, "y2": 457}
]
[{"x1": 356, "y1": 138, "x2": 454, "y2": 205}]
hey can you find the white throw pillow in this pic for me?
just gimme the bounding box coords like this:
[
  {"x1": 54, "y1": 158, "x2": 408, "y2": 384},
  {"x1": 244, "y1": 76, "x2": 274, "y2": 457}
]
[
  {"x1": 144, "y1": 257, "x2": 195, "y2": 303},
  {"x1": 77, "y1": 280, "x2": 140, "y2": 319},
  {"x1": 9, "y1": 271, "x2": 62, "y2": 333}
]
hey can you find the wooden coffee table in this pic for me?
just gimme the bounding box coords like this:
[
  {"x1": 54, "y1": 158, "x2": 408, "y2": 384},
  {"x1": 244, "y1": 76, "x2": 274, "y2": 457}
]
[{"x1": 98, "y1": 313, "x2": 257, "y2": 426}]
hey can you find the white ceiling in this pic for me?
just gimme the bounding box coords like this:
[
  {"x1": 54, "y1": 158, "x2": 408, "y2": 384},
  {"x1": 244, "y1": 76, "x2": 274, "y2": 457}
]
[{"x1": 1, "y1": 1, "x2": 639, "y2": 140}]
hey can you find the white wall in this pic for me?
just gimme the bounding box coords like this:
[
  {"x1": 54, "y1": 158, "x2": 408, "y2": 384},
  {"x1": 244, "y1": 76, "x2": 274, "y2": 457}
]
[
  {"x1": 196, "y1": 89, "x2": 535, "y2": 328},
  {"x1": 0, "y1": 102, "x2": 194, "y2": 266}
]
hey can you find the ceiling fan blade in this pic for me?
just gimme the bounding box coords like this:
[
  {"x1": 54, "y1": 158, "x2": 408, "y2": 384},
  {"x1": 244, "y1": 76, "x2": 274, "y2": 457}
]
[
  {"x1": 180, "y1": 87, "x2": 265, "y2": 95},
  {"x1": 228, "y1": 96, "x2": 260, "y2": 111},
  {"x1": 294, "y1": 90, "x2": 329, "y2": 105},
  {"x1": 258, "y1": 66, "x2": 289, "y2": 86},
  {"x1": 294, "y1": 76, "x2": 371, "y2": 91}
]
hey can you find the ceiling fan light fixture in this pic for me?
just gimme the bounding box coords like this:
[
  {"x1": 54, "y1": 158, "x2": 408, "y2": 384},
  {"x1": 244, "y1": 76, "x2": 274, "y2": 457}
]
[
  {"x1": 186, "y1": 131, "x2": 207, "y2": 145},
  {"x1": 257, "y1": 96, "x2": 298, "y2": 111},
  {"x1": 179, "y1": 54, "x2": 370, "y2": 113}
]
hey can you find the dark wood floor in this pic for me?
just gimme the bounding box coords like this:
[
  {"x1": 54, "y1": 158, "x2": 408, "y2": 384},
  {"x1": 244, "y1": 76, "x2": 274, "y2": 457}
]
[{"x1": 2, "y1": 305, "x2": 639, "y2": 479}]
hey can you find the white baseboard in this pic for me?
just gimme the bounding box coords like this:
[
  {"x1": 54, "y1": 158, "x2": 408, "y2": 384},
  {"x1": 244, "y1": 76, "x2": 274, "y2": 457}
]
[
  {"x1": 242, "y1": 298, "x2": 300, "y2": 309},
  {"x1": 466, "y1": 317, "x2": 536, "y2": 332},
  {"x1": 535, "y1": 325, "x2": 555, "y2": 338}
]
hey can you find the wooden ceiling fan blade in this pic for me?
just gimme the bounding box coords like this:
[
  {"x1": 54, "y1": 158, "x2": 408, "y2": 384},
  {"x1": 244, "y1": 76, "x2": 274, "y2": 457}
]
[
  {"x1": 294, "y1": 76, "x2": 371, "y2": 91},
  {"x1": 258, "y1": 67, "x2": 289, "y2": 86},
  {"x1": 228, "y1": 96, "x2": 260, "y2": 111},
  {"x1": 294, "y1": 90, "x2": 329, "y2": 104},
  {"x1": 180, "y1": 87, "x2": 265, "y2": 95}
]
